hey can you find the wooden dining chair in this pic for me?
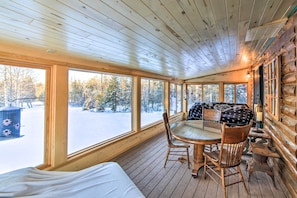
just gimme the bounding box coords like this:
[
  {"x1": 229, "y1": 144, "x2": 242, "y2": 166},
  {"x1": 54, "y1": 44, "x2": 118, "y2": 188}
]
[
  {"x1": 162, "y1": 112, "x2": 190, "y2": 169},
  {"x1": 203, "y1": 120, "x2": 253, "y2": 198},
  {"x1": 202, "y1": 108, "x2": 221, "y2": 129},
  {"x1": 202, "y1": 108, "x2": 222, "y2": 151}
]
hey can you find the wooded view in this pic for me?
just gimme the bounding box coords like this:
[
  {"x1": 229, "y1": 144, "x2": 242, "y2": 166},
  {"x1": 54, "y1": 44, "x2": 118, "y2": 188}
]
[
  {"x1": 69, "y1": 71, "x2": 165, "y2": 114},
  {"x1": 0, "y1": 65, "x2": 44, "y2": 108}
]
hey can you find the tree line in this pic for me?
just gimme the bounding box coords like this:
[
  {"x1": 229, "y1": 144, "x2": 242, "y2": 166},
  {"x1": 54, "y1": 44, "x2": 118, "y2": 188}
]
[
  {"x1": 69, "y1": 73, "x2": 164, "y2": 113},
  {"x1": 0, "y1": 66, "x2": 165, "y2": 113},
  {"x1": 69, "y1": 74, "x2": 132, "y2": 112}
]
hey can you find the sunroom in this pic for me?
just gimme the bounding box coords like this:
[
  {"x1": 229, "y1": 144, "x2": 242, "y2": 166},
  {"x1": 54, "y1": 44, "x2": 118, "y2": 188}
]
[{"x1": 0, "y1": 1, "x2": 296, "y2": 197}]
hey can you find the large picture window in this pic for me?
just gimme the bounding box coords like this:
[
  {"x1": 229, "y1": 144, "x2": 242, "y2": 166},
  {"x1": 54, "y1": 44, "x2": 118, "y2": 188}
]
[
  {"x1": 224, "y1": 83, "x2": 247, "y2": 103},
  {"x1": 236, "y1": 84, "x2": 247, "y2": 103},
  {"x1": 187, "y1": 84, "x2": 219, "y2": 109},
  {"x1": 187, "y1": 85, "x2": 202, "y2": 109},
  {"x1": 68, "y1": 70, "x2": 132, "y2": 154},
  {"x1": 141, "y1": 78, "x2": 164, "y2": 127},
  {"x1": 170, "y1": 83, "x2": 182, "y2": 115},
  {"x1": 0, "y1": 64, "x2": 46, "y2": 173},
  {"x1": 203, "y1": 84, "x2": 219, "y2": 103},
  {"x1": 224, "y1": 84, "x2": 235, "y2": 102},
  {"x1": 264, "y1": 57, "x2": 280, "y2": 120}
]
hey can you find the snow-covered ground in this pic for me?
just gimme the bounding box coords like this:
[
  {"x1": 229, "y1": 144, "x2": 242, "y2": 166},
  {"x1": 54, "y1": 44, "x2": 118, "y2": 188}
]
[
  {"x1": 68, "y1": 107, "x2": 163, "y2": 153},
  {"x1": 0, "y1": 106, "x2": 163, "y2": 174}
]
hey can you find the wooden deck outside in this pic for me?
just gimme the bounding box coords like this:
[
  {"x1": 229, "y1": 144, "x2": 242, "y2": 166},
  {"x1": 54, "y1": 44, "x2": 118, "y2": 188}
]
[{"x1": 113, "y1": 133, "x2": 290, "y2": 198}]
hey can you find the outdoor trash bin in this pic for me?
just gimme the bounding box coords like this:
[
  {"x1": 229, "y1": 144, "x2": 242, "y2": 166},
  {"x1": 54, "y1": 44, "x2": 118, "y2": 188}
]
[{"x1": 0, "y1": 106, "x2": 21, "y2": 137}]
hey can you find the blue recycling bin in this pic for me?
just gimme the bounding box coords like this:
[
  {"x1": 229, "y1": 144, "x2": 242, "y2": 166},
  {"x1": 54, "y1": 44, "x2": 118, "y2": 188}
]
[{"x1": 0, "y1": 106, "x2": 21, "y2": 137}]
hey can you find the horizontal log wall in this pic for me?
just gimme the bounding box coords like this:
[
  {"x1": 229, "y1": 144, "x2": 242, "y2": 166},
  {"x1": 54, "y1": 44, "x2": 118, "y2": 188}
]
[{"x1": 257, "y1": 13, "x2": 297, "y2": 198}]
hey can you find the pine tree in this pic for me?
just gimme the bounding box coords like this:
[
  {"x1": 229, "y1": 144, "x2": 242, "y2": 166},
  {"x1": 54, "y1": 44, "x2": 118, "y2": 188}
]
[{"x1": 105, "y1": 76, "x2": 120, "y2": 112}]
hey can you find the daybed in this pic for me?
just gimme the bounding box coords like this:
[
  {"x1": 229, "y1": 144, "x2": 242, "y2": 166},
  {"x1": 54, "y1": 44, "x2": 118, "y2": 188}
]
[
  {"x1": 187, "y1": 102, "x2": 253, "y2": 126},
  {"x1": 0, "y1": 162, "x2": 144, "y2": 198}
]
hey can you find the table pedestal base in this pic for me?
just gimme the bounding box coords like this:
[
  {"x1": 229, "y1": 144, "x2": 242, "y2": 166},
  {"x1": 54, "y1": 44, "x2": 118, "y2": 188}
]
[{"x1": 192, "y1": 144, "x2": 205, "y2": 177}]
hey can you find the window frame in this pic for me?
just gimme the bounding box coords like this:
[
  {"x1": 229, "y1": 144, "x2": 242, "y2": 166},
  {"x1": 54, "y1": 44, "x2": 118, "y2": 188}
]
[
  {"x1": 264, "y1": 57, "x2": 280, "y2": 121},
  {"x1": 223, "y1": 83, "x2": 248, "y2": 103},
  {"x1": 187, "y1": 83, "x2": 220, "y2": 109},
  {"x1": 169, "y1": 83, "x2": 182, "y2": 115},
  {"x1": 140, "y1": 77, "x2": 165, "y2": 127},
  {"x1": 0, "y1": 63, "x2": 50, "y2": 171},
  {"x1": 67, "y1": 69, "x2": 133, "y2": 154},
  {"x1": 202, "y1": 84, "x2": 220, "y2": 103},
  {"x1": 187, "y1": 84, "x2": 202, "y2": 110}
]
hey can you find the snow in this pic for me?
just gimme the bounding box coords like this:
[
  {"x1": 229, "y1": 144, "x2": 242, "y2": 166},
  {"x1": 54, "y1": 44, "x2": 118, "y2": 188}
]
[{"x1": 0, "y1": 106, "x2": 163, "y2": 174}]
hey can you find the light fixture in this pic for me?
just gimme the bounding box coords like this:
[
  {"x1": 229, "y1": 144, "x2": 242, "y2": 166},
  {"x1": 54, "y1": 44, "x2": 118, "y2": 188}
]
[
  {"x1": 246, "y1": 72, "x2": 251, "y2": 78},
  {"x1": 242, "y1": 54, "x2": 249, "y2": 62},
  {"x1": 246, "y1": 67, "x2": 252, "y2": 78}
]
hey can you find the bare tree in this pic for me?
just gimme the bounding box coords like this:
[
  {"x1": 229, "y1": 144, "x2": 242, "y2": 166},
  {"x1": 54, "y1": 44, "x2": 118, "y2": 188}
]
[{"x1": 0, "y1": 65, "x2": 38, "y2": 107}]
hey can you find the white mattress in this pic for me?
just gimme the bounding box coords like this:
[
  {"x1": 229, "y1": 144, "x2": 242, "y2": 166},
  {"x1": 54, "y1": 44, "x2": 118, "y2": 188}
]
[{"x1": 0, "y1": 162, "x2": 144, "y2": 198}]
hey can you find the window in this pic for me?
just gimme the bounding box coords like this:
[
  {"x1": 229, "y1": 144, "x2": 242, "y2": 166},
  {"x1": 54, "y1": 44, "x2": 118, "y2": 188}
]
[
  {"x1": 187, "y1": 84, "x2": 219, "y2": 109},
  {"x1": 68, "y1": 70, "x2": 132, "y2": 154},
  {"x1": 176, "y1": 84, "x2": 182, "y2": 112},
  {"x1": 203, "y1": 84, "x2": 219, "y2": 103},
  {"x1": 236, "y1": 84, "x2": 247, "y2": 103},
  {"x1": 264, "y1": 57, "x2": 280, "y2": 120},
  {"x1": 224, "y1": 84, "x2": 235, "y2": 103},
  {"x1": 141, "y1": 78, "x2": 164, "y2": 127},
  {"x1": 224, "y1": 83, "x2": 247, "y2": 103},
  {"x1": 0, "y1": 64, "x2": 46, "y2": 173},
  {"x1": 170, "y1": 83, "x2": 182, "y2": 114},
  {"x1": 187, "y1": 85, "x2": 202, "y2": 109}
]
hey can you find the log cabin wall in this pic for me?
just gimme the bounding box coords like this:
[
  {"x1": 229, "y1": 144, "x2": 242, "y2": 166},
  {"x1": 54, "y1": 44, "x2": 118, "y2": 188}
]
[{"x1": 254, "y1": 13, "x2": 297, "y2": 197}]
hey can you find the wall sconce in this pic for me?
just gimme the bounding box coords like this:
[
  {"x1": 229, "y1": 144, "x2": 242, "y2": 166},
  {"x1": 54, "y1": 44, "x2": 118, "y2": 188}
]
[{"x1": 246, "y1": 71, "x2": 251, "y2": 78}]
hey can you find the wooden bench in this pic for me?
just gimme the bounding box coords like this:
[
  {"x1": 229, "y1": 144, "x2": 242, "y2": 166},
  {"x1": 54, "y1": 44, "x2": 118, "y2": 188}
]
[{"x1": 246, "y1": 128, "x2": 280, "y2": 187}]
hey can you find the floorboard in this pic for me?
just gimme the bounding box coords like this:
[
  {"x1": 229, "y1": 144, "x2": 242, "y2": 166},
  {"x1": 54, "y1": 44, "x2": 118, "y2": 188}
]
[{"x1": 113, "y1": 133, "x2": 289, "y2": 198}]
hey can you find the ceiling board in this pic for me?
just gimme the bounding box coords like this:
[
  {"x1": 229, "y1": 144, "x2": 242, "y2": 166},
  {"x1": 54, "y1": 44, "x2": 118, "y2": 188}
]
[{"x1": 0, "y1": 0, "x2": 296, "y2": 79}]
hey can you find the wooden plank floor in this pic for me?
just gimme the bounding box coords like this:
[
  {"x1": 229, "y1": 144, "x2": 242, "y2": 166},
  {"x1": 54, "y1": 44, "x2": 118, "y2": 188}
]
[{"x1": 112, "y1": 133, "x2": 289, "y2": 198}]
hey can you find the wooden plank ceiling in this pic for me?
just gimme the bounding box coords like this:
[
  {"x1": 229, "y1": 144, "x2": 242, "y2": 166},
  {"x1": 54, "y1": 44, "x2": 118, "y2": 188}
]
[{"x1": 0, "y1": 0, "x2": 296, "y2": 79}]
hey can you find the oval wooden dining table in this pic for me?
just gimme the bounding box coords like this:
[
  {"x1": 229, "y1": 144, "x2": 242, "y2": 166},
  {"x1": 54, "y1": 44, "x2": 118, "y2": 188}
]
[{"x1": 171, "y1": 120, "x2": 221, "y2": 177}]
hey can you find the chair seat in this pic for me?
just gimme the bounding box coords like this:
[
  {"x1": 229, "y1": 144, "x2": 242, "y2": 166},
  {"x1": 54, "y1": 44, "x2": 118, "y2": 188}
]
[
  {"x1": 171, "y1": 138, "x2": 190, "y2": 147},
  {"x1": 204, "y1": 149, "x2": 241, "y2": 168}
]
